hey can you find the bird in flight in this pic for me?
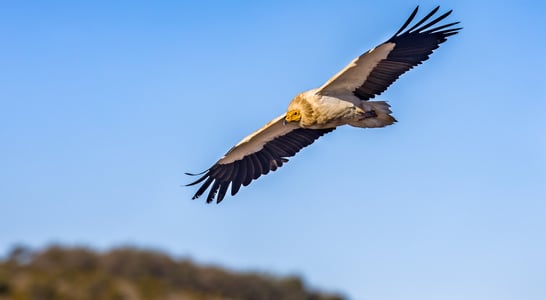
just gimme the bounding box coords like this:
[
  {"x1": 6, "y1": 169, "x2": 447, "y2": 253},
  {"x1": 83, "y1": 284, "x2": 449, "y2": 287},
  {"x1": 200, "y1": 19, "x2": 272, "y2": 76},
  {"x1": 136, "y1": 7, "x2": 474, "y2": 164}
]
[{"x1": 187, "y1": 6, "x2": 461, "y2": 203}]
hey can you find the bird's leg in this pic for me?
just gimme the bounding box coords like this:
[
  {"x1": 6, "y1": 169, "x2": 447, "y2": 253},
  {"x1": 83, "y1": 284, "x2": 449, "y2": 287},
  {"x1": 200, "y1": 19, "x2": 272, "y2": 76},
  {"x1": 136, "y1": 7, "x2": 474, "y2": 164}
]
[{"x1": 355, "y1": 107, "x2": 377, "y2": 120}]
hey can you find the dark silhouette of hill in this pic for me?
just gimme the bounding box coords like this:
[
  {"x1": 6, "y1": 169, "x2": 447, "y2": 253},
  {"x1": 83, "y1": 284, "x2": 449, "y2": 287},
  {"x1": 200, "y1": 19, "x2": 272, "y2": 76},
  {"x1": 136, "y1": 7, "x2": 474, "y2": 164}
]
[{"x1": 0, "y1": 245, "x2": 345, "y2": 300}]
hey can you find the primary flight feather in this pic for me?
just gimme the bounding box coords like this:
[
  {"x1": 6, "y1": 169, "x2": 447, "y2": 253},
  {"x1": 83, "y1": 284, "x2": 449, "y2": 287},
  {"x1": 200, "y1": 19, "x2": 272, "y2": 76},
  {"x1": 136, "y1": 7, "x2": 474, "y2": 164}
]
[{"x1": 187, "y1": 6, "x2": 461, "y2": 203}]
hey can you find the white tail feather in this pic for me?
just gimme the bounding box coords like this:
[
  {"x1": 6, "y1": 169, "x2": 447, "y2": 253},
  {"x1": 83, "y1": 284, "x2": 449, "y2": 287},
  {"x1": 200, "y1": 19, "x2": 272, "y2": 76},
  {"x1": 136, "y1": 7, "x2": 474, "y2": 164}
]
[{"x1": 351, "y1": 101, "x2": 396, "y2": 128}]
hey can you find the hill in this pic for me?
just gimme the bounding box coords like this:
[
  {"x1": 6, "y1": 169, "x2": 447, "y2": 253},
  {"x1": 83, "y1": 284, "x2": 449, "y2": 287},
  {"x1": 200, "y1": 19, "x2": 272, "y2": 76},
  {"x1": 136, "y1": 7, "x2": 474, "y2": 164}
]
[{"x1": 0, "y1": 245, "x2": 344, "y2": 300}]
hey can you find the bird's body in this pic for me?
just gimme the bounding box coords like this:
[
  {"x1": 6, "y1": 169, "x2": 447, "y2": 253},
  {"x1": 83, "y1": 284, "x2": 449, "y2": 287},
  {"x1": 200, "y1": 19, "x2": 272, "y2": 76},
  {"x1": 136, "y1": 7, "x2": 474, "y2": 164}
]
[
  {"x1": 287, "y1": 90, "x2": 396, "y2": 129},
  {"x1": 187, "y1": 6, "x2": 461, "y2": 203}
]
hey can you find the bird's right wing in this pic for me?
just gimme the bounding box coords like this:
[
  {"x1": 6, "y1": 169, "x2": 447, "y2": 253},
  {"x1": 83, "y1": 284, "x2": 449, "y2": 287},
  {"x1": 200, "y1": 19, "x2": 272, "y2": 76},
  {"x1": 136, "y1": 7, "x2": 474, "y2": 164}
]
[{"x1": 187, "y1": 114, "x2": 334, "y2": 203}]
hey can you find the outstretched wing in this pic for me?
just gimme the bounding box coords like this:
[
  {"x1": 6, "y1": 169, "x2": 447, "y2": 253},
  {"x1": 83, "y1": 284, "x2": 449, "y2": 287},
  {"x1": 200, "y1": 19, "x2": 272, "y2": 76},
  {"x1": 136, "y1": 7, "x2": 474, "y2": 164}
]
[
  {"x1": 187, "y1": 115, "x2": 334, "y2": 203},
  {"x1": 317, "y1": 6, "x2": 461, "y2": 100}
]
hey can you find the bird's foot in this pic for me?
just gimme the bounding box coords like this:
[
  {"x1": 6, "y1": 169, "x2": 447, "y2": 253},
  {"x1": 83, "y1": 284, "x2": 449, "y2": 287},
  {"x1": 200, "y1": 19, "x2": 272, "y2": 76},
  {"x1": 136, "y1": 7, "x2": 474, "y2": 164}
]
[{"x1": 358, "y1": 110, "x2": 377, "y2": 120}]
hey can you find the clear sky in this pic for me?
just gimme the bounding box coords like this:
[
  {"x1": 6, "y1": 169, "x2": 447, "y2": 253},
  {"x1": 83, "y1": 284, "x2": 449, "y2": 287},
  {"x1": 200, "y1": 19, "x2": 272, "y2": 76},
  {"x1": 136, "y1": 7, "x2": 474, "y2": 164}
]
[{"x1": 1, "y1": 1, "x2": 545, "y2": 299}]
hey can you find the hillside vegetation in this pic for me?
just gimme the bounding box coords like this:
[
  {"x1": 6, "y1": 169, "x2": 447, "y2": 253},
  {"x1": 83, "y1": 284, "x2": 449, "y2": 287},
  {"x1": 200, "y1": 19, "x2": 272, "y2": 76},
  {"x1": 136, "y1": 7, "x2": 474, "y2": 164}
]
[{"x1": 0, "y1": 245, "x2": 344, "y2": 300}]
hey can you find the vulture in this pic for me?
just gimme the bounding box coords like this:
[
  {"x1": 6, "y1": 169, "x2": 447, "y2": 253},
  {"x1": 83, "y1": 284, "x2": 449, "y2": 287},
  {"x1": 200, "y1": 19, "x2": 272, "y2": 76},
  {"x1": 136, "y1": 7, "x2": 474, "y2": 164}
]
[{"x1": 187, "y1": 6, "x2": 461, "y2": 203}]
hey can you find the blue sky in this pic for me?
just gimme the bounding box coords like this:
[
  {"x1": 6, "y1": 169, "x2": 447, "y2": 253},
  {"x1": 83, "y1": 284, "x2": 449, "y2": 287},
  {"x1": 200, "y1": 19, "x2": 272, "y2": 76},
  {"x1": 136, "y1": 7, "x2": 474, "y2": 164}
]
[{"x1": 1, "y1": 1, "x2": 545, "y2": 299}]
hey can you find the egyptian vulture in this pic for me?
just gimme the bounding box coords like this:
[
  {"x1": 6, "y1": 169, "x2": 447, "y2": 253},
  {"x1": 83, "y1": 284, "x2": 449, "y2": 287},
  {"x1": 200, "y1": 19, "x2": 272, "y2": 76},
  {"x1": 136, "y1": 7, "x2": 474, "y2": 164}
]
[{"x1": 187, "y1": 6, "x2": 461, "y2": 203}]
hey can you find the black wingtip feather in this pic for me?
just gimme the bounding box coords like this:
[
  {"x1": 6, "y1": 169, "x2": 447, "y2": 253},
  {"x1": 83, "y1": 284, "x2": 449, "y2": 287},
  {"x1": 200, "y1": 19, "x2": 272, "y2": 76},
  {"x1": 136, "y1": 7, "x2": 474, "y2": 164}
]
[
  {"x1": 404, "y1": 6, "x2": 440, "y2": 35},
  {"x1": 415, "y1": 10, "x2": 453, "y2": 34},
  {"x1": 206, "y1": 180, "x2": 223, "y2": 203},
  {"x1": 186, "y1": 171, "x2": 210, "y2": 187},
  {"x1": 185, "y1": 169, "x2": 208, "y2": 176},
  {"x1": 392, "y1": 6, "x2": 419, "y2": 37},
  {"x1": 442, "y1": 31, "x2": 461, "y2": 38},
  {"x1": 216, "y1": 182, "x2": 230, "y2": 204},
  {"x1": 421, "y1": 21, "x2": 460, "y2": 34},
  {"x1": 192, "y1": 176, "x2": 214, "y2": 200}
]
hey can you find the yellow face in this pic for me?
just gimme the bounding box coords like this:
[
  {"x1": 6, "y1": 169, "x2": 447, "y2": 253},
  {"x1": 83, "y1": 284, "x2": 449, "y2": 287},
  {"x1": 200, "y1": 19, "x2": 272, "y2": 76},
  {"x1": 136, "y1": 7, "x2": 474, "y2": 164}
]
[{"x1": 285, "y1": 109, "x2": 301, "y2": 123}]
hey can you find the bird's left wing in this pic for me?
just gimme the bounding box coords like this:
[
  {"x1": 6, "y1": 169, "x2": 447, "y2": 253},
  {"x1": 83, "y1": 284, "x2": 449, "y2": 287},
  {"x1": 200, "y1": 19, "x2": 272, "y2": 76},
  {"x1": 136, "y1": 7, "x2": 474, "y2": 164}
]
[
  {"x1": 317, "y1": 6, "x2": 461, "y2": 100},
  {"x1": 187, "y1": 114, "x2": 334, "y2": 203}
]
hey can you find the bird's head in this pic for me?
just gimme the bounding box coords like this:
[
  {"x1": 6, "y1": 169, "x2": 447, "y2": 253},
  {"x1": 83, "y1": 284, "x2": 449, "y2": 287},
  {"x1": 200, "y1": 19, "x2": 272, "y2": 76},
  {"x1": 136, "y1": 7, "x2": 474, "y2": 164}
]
[
  {"x1": 284, "y1": 92, "x2": 314, "y2": 126},
  {"x1": 285, "y1": 109, "x2": 302, "y2": 123}
]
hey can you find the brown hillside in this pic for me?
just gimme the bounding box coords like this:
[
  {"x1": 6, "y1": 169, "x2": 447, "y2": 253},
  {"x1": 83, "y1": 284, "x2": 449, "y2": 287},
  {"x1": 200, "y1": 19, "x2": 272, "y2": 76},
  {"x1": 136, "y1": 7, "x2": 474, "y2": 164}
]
[{"x1": 0, "y1": 245, "x2": 345, "y2": 300}]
